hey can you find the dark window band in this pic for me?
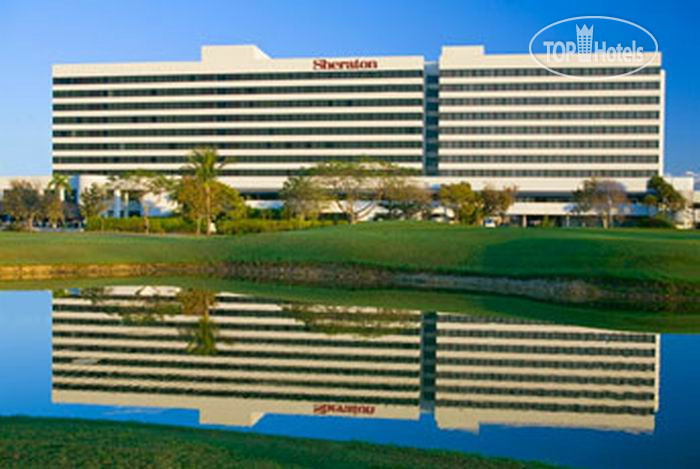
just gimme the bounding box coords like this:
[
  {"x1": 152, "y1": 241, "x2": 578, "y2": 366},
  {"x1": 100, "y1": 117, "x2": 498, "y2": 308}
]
[
  {"x1": 54, "y1": 169, "x2": 405, "y2": 177},
  {"x1": 436, "y1": 385, "x2": 654, "y2": 401},
  {"x1": 53, "y1": 127, "x2": 423, "y2": 138},
  {"x1": 437, "y1": 342, "x2": 654, "y2": 357},
  {"x1": 440, "y1": 111, "x2": 659, "y2": 120},
  {"x1": 440, "y1": 66, "x2": 661, "y2": 77},
  {"x1": 435, "y1": 399, "x2": 654, "y2": 415},
  {"x1": 52, "y1": 343, "x2": 420, "y2": 363},
  {"x1": 440, "y1": 140, "x2": 658, "y2": 149},
  {"x1": 53, "y1": 155, "x2": 423, "y2": 164},
  {"x1": 438, "y1": 169, "x2": 657, "y2": 178},
  {"x1": 439, "y1": 329, "x2": 655, "y2": 343},
  {"x1": 436, "y1": 357, "x2": 653, "y2": 371},
  {"x1": 53, "y1": 69, "x2": 423, "y2": 85},
  {"x1": 439, "y1": 154, "x2": 658, "y2": 164},
  {"x1": 53, "y1": 98, "x2": 423, "y2": 112},
  {"x1": 53, "y1": 112, "x2": 423, "y2": 125},
  {"x1": 53, "y1": 84, "x2": 423, "y2": 98},
  {"x1": 441, "y1": 81, "x2": 660, "y2": 91},
  {"x1": 440, "y1": 96, "x2": 659, "y2": 106},
  {"x1": 53, "y1": 141, "x2": 422, "y2": 151},
  {"x1": 52, "y1": 382, "x2": 419, "y2": 406},
  {"x1": 52, "y1": 370, "x2": 419, "y2": 392},
  {"x1": 52, "y1": 356, "x2": 420, "y2": 377},
  {"x1": 439, "y1": 126, "x2": 659, "y2": 135},
  {"x1": 438, "y1": 371, "x2": 654, "y2": 387}
]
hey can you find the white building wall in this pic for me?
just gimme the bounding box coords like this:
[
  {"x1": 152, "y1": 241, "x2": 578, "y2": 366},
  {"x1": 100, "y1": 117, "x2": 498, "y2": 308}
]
[
  {"x1": 52, "y1": 45, "x2": 425, "y2": 180},
  {"x1": 437, "y1": 45, "x2": 664, "y2": 195}
]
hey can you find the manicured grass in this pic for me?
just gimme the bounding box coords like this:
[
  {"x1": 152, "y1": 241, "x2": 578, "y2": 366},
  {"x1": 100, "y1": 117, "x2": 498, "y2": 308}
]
[
  {"x1": 0, "y1": 222, "x2": 698, "y2": 285},
  {"x1": 219, "y1": 222, "x2": 700, "y2": 284},
  {"x1": 0, "y1": 417, "x2": 550, "y2": 468},
  {"x1": 0, "y1": 231, "x2": 233, "y2": 266}
]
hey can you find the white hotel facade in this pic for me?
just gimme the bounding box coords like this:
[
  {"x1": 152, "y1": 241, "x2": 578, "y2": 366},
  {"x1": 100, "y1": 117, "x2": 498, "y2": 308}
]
[{"x1": 3, "y1": 43, "x2": 692, "y2": 223}]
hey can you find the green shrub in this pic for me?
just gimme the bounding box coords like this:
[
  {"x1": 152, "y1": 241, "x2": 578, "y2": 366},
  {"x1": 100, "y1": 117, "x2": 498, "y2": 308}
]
[
  {"x1": 85, "y1": 217, "x2": 196, "y2": 233},
  {"x1": 634, "y1": 216, "x2": 676, "y2": 229},
  {"x1": 85, "y1": 217, "x2": 342, "y2": 235},
  {"x1": 216, "y1": 218, "x2": 341, "y2": 235}
]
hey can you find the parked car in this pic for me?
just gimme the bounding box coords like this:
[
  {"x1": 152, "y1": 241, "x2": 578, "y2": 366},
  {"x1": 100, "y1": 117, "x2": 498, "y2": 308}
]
[{"x1": 483, "y1": 218, "x2": 497, "y2": 228}]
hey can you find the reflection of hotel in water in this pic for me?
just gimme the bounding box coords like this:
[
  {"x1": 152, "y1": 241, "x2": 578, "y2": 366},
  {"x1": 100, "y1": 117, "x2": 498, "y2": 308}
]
[{"x1": 52, "y1": 287, "x2": 660, "y2": 432}]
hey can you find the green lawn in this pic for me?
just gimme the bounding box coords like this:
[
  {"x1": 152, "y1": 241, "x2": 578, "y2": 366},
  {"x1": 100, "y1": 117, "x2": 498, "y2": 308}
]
[
  {"x1": 0, "y1": 417, "x2": 550, "y2": 468},
  {"x1": 0, "y1": 222, "x2": 698, "y2": 285}
]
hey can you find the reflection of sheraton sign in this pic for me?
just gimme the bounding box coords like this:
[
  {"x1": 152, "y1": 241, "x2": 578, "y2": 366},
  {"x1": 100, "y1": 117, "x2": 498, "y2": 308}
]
[
  {"x1": 313, "y1": 59, "x2": 379, "y2": 70},
  {"x1": 313, "y1": 403, "x2": 376, "y2": 416}
]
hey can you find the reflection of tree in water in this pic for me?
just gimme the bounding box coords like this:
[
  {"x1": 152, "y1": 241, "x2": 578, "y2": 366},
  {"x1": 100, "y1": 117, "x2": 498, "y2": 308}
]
[
  {"x1": 68, "y1": 286, "x2": 223, "y2": 356},
  {"x1": 110, "y1": 286, "x2": 181, "y2": 325},
  {"x1": 284, "y1": 304, "x2": 417, "y2": 337},
  {"x1": 176, "y1": 288, "x2": 221, "y2": 356},
  {"x1": 52, "y1": 288, "x2": 71, "y2": 299}
]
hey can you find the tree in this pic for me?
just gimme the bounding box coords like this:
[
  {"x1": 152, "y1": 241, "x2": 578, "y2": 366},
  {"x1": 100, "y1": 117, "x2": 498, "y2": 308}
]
[
  {"x1": 573, "y1": 178, "x2": 628, "y2": 228},
  {"x1": 280, "y1": 173, "x2": 328, "y2": 220},
  {"x1": 174, "y1": 177, "x2": 245, "y2": 235},
  {"x1": 48, "y1": 174, "x2": 72, "y2": 201},
  {"x1": 45, "y1": 174, "x2": 73, "y2": 229},
  {"x1": 593, "y1": 180, "x2": 628, "y2": 229},
  {"x1": 646, "y1": 175, "x2": 686, "y2": 218},
  {"x1": 43, "y1": 192, "x2": 65, "y2": 229},
  {"x1": 184, "y1": 147, "x2": 232, "y2": 236},
  {"x1": 108, "y1": 171, "x2": 171, "y2": 234},
  {"x1": 481, "y1": 185, "x2": 517, "y2": 224},
  {"x1": 311, "y1": 160, "x2": 391, "y2": 224},
  {"x1": 176, "y1": 288, "x2": 219, "y2": 356},
  {"x1": 174, "y1": 176, "x2": 207, "y2": 235},
  {"x1": 214, "y1": 181, "x2": 247, "y2": 221},
  {"x1": 3, "y1": 180, "x2": 43, "y2": 231},
  {"x1": 79, "y1": 183, "x2": 110, "y2": 231},
  {"x1": 380, "y1": 176, "x2": 433, "y2": 220},
  {"x1": 439, "y1": 182, "x2": 482, "y2": 224},
  {"x1": 642, "y1": 194, "x2": 659, "y2": 218},
  {"x1": 572, "y1": 181, "x2": 595, "y2": 225}
]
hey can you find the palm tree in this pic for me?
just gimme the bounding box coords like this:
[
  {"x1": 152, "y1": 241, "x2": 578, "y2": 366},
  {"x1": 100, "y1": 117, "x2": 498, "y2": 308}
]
[
  {"x1": 48, "y1": 174, "x2": 73, "y2": 201},
  {"x1": 46, "y1": 174, "x2": 73, "y2": 228},
  {"x1": 184, "y1": 147, "x2": 231, "y2": 236}
]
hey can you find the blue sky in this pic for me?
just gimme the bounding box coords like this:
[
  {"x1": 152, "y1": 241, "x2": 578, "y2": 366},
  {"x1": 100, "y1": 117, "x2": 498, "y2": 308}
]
[{"x1": 0, "y1": 0, "x2": 697, "y2": 176}]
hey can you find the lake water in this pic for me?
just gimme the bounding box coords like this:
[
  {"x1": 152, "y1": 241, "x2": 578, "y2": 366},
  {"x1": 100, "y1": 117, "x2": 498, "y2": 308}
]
[{"x1": 1, "y1": 284, "x2": 698, "y2": 468}]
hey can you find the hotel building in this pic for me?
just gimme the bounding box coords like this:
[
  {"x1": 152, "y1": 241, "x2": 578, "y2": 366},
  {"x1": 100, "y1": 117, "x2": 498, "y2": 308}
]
[
  {"x1": 52, "y1": 45, "x2": 426, "y2": 197},
  {"x1": 52, "y1": 287, "x2": 660, "y2": 433},
  {"x1": 47, "y1": 43, "x2": 679, "y2": 222},
  {"x1": 3, "y1": 42, "x2": 696, "y2": 224}
]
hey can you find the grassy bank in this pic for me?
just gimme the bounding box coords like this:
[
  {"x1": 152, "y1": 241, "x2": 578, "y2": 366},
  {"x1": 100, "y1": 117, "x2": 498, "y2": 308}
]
[
  {"x1": 1, "y1": 223, "x2": 698, "y2": 284},
  {"x1": 0, "y1": 417, "x2": 549, "y2": 468},
  {"x1": 0, "y1": 223, "x2": 698, "y2": 313}
]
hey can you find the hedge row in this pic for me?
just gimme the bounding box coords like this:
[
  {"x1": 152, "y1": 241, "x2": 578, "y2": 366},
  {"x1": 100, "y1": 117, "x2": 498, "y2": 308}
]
[
  {"x1": 85, "y1": 217, "x2": 342, "y2": 235},
  {"x1": 216, "y1": 218, "x2": 342, "y2": 235},
  {"x1": 85, "y1": 217, "x2": 196, "y2": 233}
]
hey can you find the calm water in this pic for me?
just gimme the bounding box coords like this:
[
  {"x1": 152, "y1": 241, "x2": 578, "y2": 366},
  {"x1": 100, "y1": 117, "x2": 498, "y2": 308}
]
[{"x1": 1, "y1": 285, "x2": 698, "y2": 468}]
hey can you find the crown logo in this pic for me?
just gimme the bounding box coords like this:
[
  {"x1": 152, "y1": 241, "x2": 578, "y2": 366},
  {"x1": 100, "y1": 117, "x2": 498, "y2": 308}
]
[{"x1": 576, "y1": 24, "x2": 594, "y2": 61}]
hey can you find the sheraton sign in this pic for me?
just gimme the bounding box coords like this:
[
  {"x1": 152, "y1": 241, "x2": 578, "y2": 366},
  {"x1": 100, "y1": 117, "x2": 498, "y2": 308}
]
[
  {"x1": 313, "y1": 403, "x2": 376, "y2": 416},
  {"x1": 313, "y1": 59, "x2": 379, "y2": 70}
]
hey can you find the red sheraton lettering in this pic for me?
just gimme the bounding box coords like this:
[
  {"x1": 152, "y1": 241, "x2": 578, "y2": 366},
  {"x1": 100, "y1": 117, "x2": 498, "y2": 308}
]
[
  {"x1": 313, "y1": 59, "x2": 379, "y2": 70},
  {"x1": 313, "y1": 403, "x2": 376, "y2": 416}
]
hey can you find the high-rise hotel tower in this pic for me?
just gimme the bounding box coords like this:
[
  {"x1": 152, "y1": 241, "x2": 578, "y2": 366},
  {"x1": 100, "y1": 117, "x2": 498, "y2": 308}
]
[{"x1": 51, "y1": 44, "x2": 664, "y2": 208}]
